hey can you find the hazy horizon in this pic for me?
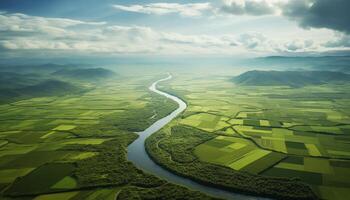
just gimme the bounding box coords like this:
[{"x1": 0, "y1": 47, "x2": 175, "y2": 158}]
[{"x1": 1, "y1": 1, "x2": 350, "y2": 200}]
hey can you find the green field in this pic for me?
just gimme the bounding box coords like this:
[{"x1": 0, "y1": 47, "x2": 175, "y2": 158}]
[
  {"x1": 149, "y1": 73, "x2": 350, "y2": 200},
  {"x1": 1, "y1": 0, "x2": 349, "y2": 198},
  {"x1": 2, "y1": 65, "x2": 350, "y2": 200},
  {"x1": 0, "y1": 73, "x2": 214, "y2": 200}
]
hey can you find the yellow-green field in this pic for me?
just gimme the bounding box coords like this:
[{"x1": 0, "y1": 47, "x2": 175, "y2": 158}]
[
  {"x1": 0, "y1": 77, "x2": 145, "y2": 197},
  {"x1": 159, "y1": 73, "x2": 350, "y2": 200},
  {"x1": 0, "y1": 75, "x2": 204, "y2": 200}
]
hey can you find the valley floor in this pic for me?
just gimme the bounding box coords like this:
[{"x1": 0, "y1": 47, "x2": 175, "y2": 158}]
[
  {"x1": 147, "y1": 73, "x2": 350, "y2": 200},
  {"x1": 2, "y1": 72, "x2": 350, "y2": 200},
  {"x1": 0, "y1": 75, "x2": 215, "y2": 200}
]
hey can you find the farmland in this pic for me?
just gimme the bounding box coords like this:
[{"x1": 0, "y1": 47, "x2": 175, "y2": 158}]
[
  {"x1": 2, "y1": 65, "x2": 350, "y2": 200},
  {"x1": 0, "y1": 73, "x2": 214, "y2": 200},
  {"x1": 1, "y1": 0, "x2": 349, "y2": 198},
  {"x1": 147, "y1": 72, "x2": 350, "y2": 200}
]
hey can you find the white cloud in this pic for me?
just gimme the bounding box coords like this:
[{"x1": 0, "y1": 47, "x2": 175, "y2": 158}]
[
  {"x1": 0, "y1": 12, "x2": 348, "y2": 56},
  {"x1": 284, "y1": 40, "x2": 310, "y2": 51},
  {"x1": 323, "y1": 33, "x2": 350, "y2": 48},
  {"x1": 0, "y1": 12, "x2": 105, "y2": 31},
  {"x1": 238, "y1": 32, "x2": 267, "y2": 49},
  {"x1": 221, "y1": 0, "x2": 288, "y2": 15},
  {"x1": 0, "y1": 39, "x2": 72, "y2": 50},
  {"x1": 0, "y1": 12, "x2": 106, "y2": 40},
  {"x1": 113, "y1": 3, "x2": 212, "y2": 17},
  {"x1": 0, "y1": 12, "x2": 239, "y2": 55}
]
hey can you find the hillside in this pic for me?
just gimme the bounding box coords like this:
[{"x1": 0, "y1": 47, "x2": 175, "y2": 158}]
[
  {"x1": 18, "y1": 80, "x2": 81, "y2": 96},
  {"x1": 0, "y1": 72, "x2": 42, "y2": 89},
  {"x1": 52, "y1": 68, "x2": 116, "y2": 81},
  {"x1": 0, "y1": 63, "x2": 74, "y2": 74},
  {"x1": 0, "y1": 68, "x2": 115, "y2": 104},
  {"x1": 233, "y1": 70, "x2": 350, "y2": 87},
  {"x1": 252, "y1": 56, "x2": 350, "y2": 72},
  {"x1": 0, "y1": 78, "x2": 82, "y2": 104}
]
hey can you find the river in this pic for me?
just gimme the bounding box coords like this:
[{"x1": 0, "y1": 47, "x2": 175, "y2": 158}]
[{"x1": 127, "y1": 74, "x2": 267, "y2": 200}]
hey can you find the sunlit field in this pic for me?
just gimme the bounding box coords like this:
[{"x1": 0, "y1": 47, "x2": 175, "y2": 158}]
[
  {"x1": 0, "y1": 74, "x2": 214, "y2": 199},
  {"x1": 1, "y1": 0, "x2": 350, "y2": 199},
  {"x1": 147, "y1": 73, "x2": 350, "y2": 200}
]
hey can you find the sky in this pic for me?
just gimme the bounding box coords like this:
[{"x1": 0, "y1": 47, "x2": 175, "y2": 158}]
[{"x1": 0, "y1": 0, "x2": 349, "y2": 59}]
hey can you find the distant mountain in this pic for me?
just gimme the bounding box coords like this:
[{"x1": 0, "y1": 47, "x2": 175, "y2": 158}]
[
  {"x1": 17, "y1": 80, "x2": 81, "y2": 97},
  {"x1": 0, "y1": 63, "x2": 74, "y2": 74},
  {"x1": 233, "y1": 70, "x2": 350, "y2": 87},
  {"x1": 0, "y1": 67, "x2": 115, "y2": 103},
  {"x1": 52, "y1": 68, "x2": 116, "y2": 81},
  {"x1": 0, "y1": 72, "x2": 42, "y2": 89},
  {"x1": 251, "y1": 56, "x2": 350, "y2": 73},
  {"x1": 0, "y1": 77, "x2": 82, "y2": 104}
]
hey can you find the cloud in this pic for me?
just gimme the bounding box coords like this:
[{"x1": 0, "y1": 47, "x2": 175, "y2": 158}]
[
  {"x1": 238, "y1": 32, "x2": 267, "y2": 49},
  {"x1": 284, "y1": 40, "x2": 314, "y2": 51},
  {"x1": 112, "y1": 3, "x2": 212, "y2": 17},
  {"x1": 220, "y1": 0, "x2": 286, "y2": 15},
  {"x1": 0, "y1": 12, "x2": 105, "y2": 38},
  {"x1": 0, "y1": 12, "x2": 105, "y2": 30},
  {"x1": 0, "y1": 12, "x2": 242, "y2": 55},
  {"x1": 220, "y1": 0, "x2": 350, "y2": 34},
  {"x1": 324, "y1": 33, "x2": 350, "y2": 48},
  {"x1": 0, "y1": 39, "x2": 71, "y2": 50},
  {"x1": 235, "y1": 32, "x2": 316, "y2": 53},
  {"x1": 282, "y1": 0, "x2": 350, "y2": 34},
  {"x1": 0, "y1": 12, "x2": 229, "y2": 54},
  {"x1": 0, "y1": 11, "x2": 347, "y2": 57}
]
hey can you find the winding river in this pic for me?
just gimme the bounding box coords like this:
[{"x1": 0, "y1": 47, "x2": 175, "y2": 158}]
[{"x1": 127, "y1": 74, "x2": 266, "y2": 200}]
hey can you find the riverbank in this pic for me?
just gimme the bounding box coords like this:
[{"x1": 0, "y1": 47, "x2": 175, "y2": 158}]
[{"x1": 127, "y1": 75, "x2": 264, "y2": 200}]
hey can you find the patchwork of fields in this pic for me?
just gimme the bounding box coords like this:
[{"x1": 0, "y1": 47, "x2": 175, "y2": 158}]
[
  {"x1": 0, "y1": 76, "x2": 143, "y2": 199},
  {"x1": 0, "y1": 75, "x2": 211, "y2": 200},
  {"x1": 2, "y1": 69, "x2": 350, "y2": 200},
  {"x1": 156, "y1": 74, "x2": 350, "y2": 200}
]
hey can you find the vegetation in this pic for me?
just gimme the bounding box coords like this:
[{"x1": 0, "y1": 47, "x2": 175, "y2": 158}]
[
  {"x1": 109, "y1": 94, "x2": 178, "y2": 132},
  {"x1": 0, "y1": 63, "x2": 73, "y2": 74},
  {"x1": 117, "y1": 184, "x2": 217, "y2": 200},
  {"x1": 52, "y1": 68, "x2": 117, "y2": 81},
  {"x1": 0, "y1": 75, "x2": 83, "y2": 104},
  {"x1": 4, "y1": 163, "x2": 75, "y2": 196},
  {"x1": 232, "y1": 70, "x2": 350, "y2": 87},
  {"x1": 0, "y1": 65, "x2": 119, "y2": 104},
  {"x1": 2, "y1": 62, "x2": 350, "y2": 200},
  {"x1": 146, "y1": 125, "x2": 316, "y2": 200},
  {"x1": 247, "y1": 56, "x2": 350, "y2": 73},
  {"x1": 0, "y1": 73, "x2": 215, "y2": 200},
  {"x1": 146, "y1": 72, "x2": 350, "y2": 200}
]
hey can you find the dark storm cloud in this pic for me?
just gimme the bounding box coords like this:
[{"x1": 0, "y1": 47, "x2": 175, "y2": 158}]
[
  {"x1": 221, "y1": 0, "x2": 350, "y2": 34},
  {"x1": 282, "y1": 0, "x2": 350, "y2": 34}
]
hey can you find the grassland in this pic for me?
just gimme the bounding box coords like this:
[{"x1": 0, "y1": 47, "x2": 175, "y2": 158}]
[
  {"x1": 0, "y1": 74, "x2": 215, "y2": 200},
  {"x1": 148, "y1": 73, "x2": 350, "y2": 200}
]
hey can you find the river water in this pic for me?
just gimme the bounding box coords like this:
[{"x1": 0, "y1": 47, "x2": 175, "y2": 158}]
[{"x1": 127, "y1": 74, "x2": 267, "y2": 200}]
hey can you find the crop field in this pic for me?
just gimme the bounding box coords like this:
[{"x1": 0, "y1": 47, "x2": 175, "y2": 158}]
[
  {"x1": 32, "y1": 188, "x2": 121, "y2": 200},
  {"x1": 3, "y1": 0, "x2": 350, "y2": 197},
  {"x1": 0, "y1": 75, "x2": 212, "y2": 199},
  {"x1": 0, "y1": 76, "x2": 144, "y2": 196},
  {"x1": 194, "y1": 135, "x2": 286, "y2": 173},
  {"x1": 153, "y1": 73, "x2": 350, "y2": 200}
]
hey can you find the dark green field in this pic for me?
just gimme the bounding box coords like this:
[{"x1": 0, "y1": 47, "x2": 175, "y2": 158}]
[
  {"x1": 0, "y1": 66, "x2": 215, "y2": 200},
  {"x1": 1, "y1": 62, "x2": 350, "y2": 200},
  {"x1": 147, "y1": 70, "x2": 350, "y2": 200},
  {"x1": 1, "y1": 0, "x2": 349, "y2": 198}
]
